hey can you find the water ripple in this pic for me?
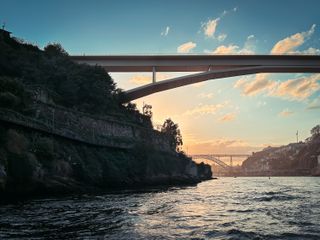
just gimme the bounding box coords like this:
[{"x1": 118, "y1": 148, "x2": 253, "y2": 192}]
[{"x1": 0, "y1": 177, "x2": 320, "y2": 239}]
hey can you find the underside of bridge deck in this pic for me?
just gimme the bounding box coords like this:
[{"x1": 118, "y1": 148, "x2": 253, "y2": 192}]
[{"x1": 70, "y1": 55, "x2": 320, "y2": 102}]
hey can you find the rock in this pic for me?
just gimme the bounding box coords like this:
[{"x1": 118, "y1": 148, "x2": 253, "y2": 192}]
[{"x1": 0, "y1": 125, "x2": 212, "y2": 200}]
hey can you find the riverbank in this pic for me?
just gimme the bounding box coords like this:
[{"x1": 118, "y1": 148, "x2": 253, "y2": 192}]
[{"x1": 0, "y1": 120, "x2": 212, "y2": 202}]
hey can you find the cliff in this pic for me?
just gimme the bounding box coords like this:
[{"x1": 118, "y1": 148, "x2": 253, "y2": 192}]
[
  {"x1": 0, "y1": 123, "x2": 211, "y2": 199},
  {"x1": 0, "y1": 30, "x2": 212, "y2": 200}
]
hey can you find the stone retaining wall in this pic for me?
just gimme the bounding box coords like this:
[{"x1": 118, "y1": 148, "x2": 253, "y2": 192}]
[{"x1": 0, "y1": 105, "x2": 171, "y2": 151}]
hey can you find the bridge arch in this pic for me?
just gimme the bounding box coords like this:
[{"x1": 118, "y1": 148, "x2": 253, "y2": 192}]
[
  {"x1": 192, "y1": 155, "x2": 232, "y2": 169},
  {"x1": 70, "y1": 55, "x2": 320, "y2": 102}
]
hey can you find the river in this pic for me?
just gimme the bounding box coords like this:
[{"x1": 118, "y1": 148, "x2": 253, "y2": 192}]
[{"x1": 0, "y1": 177, "x2": 319, "y2": 239}]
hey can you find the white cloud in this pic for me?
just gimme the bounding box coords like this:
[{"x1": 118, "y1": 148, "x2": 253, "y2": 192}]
[
  {"x1": 161, "y1": 26, "x2": 170, "y2": 36},
  {"x1": 201, "y1": 7, "x2": 237, "y2": 39},
  {"x1": 271, "y1": 24, "x2": 316, "y2": 54},
  {"x1": 307, "y1": 96, "x2": 320, "y2": 109},
  {"x1": 247, "y1": 34, "x2": 254, "y2": 40},
  {"x1": 221, "y1": 7, "x2": 238, "y2": 17},
  {"x1": 177, "y1": 41, "x2": 197, "y2": 53},
  {"x1": 202, "y1": 18, "x2": 220, "y2": 37},
  {"x1": 240, "y1": 34, "x2": 256, "y2": 54},
  {"x1": 257, "y1": 101, "x2": 267, "y2": 108},
  {"x1": 217, "y1": 33, "x2": 227, "y2": 42},
  {"x1": 290, "y1": 47, "x2": 320, "y2": 55}
]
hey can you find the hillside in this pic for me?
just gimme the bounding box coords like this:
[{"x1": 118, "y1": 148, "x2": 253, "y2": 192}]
[
  {"x1": 0, "y1": 29, "x2": 212, "y2": 200},
  {"x1": 242, "y1": 125, "x2": 320, "y2": 176}
]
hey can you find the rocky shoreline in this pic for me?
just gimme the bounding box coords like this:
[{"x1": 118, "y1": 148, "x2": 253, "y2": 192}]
[{"x1": 0, "y1": 122, "x2": 212, "y2": 203}]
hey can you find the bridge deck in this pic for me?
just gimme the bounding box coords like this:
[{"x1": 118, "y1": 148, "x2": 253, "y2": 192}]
[
  {"x1": 70, "y1": 55, "x2": 320, "y2": 72},
  {"x1": 70, "y1": 55, "x2": 320, "y2": 101}
]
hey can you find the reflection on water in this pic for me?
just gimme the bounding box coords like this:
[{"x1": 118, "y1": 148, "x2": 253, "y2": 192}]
[{"x1": 1, "y1": 177, "x2": 320, "y2": 239}]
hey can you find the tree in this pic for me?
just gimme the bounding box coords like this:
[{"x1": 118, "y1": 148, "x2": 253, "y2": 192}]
[
  {"x1": 44, "y1": 43, "x2": 68, "y2": 56},
  {"x1": 311, "y1": 124, "x2": 320, "y2": 137},
  {"x1": 125, "y1": 102, "x2": 138, "y2": 112},
  {"x1": 161, "y1": 118, "x2": 183, "y2": 151},
  {"x1": 142, "y1": 103, "x2": 152, "y2": 118}
]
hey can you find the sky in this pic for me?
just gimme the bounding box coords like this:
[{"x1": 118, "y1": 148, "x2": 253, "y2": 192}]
[{"x1": 1, "y1": 0, "x2": 320, "y2": 159}]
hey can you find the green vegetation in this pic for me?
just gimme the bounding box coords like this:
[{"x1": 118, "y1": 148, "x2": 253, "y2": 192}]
[
  {"x1": 161, "y1": 118, "x2": 183, "y2": 151},
  {"x1": 0, "y1": 31, "x2": 150, "y2": 126}
]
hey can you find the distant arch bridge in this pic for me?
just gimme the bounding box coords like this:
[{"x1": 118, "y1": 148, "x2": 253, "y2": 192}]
[
  {"x1": 191, "y1": 154, "x2": 251, "y2": 169},
  {"x1": 70, "y1": 55, "x2": 320, "y2": 102}
]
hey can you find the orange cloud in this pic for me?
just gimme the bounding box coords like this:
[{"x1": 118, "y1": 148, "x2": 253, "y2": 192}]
[
  {"x1": 235, "y1": 73, "x2": 320, "y2": 100},
  {"x1": 129, "y1": 73, "x2": 170, "y2": 85},
  {"x1": 234, "y1": 74, "x2": 276, "y2": 96},
  {"x1": 219, "y1": 113, "x2": 236, "y2": 122},
  {"x1": 212, "y1": 44, "x2": 239, "y2": 54},
  {"x1": 185, "y1": 138, "x2": 261, "y2": 155},
  {"x1": 209, "y1": 35, "x2": 256, "y2": 55},
  {"x1": 270, "y1": 74, "x2": 320, "y2": 100},
  {"x1": 177, "y1": 41, "x2": 196, "y2": 53},
  {"x1": 278, "y1": 109, "x2": 294, "y2": 117},
  {"x1": 129, "y1": 75, "x2": 152, "y2": 85},
  {"x1": 271, "y1": 24, "x2": 316, "y2": 54},
  {"x1": 202, "y1": 18, "x2": 220, "y2": 37},
  {"x1": 184, "y1": 102, "x2": 227, "y2": 116}
]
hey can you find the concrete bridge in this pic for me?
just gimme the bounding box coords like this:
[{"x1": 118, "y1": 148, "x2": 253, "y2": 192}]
[{"x1": 70, "y1": 55, "x2": 320, "y2": 102}]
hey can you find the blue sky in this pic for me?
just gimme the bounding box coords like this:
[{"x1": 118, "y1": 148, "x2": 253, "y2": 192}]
[{"x1": 1, "y1": 0, "x2": 320, "y2": 156}]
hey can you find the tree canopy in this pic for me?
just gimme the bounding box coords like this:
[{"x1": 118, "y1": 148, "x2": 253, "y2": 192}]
[
  {"x1": 161, "y1": 118, "x2": 183, "y2": 151},
  {"x1": 311, "y1": 125, "x2": 320, "y2": 138},
  {"x1": 0, "y1": 33, "x2": 155, "y2": 127}
]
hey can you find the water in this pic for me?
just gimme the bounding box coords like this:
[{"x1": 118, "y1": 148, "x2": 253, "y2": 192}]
[{"x1": 1, "y1": 177, "x2": 319, "y2": 239}]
